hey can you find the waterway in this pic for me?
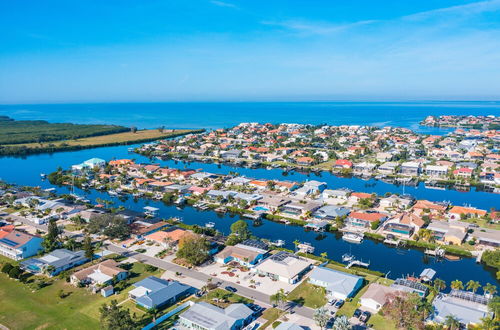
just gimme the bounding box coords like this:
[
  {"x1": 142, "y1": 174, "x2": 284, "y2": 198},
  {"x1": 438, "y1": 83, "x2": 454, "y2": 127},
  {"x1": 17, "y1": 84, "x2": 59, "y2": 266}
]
[{"x1": 0, "y1": 143, "x2": 498, "y2": 289}]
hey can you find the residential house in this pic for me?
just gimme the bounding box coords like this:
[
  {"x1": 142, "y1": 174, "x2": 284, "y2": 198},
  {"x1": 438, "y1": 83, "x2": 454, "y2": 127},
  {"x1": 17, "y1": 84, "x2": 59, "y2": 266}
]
[
  {"x1": 360, "y1": 283, "x2": 400, "y2": 312},
  {"x1": 280, "y1": 201, "x2": 322, "y2": 217},
  {"x1": 0, "y1": 227, "x2": 43, "y2": 261},
  {"x1": 426, "y1": 221, "x2": 469, "y2": 245},
  {"x1": 470, "y1": 228, "x2": 500, "y2": 247},
  {"x1": 378, "y1": 162, "x2": 398, "y2": 174},
  {"x1": 424, "y1": 165, "x2": 448, "y2": 179},
  {"x1": 345, "y1": 212, "x2": 388, "y2": 230},
  {"x1": 71, "y1": 259, "x2": 128, "y2": 287},
  {"x1": 253, "y1": 251, "x2": 312, "y2": 284},
  {"x1": 382, "y1": 213, "x2": 425, "y2": 238},
  {"x1": 391, "y1": 278, "x2": 428, "y2": 297},
  {"x1": 379, "y1": 195, "x2": 413, "y2": 211},
  {"x1": 21, "y1": 249, "x2": 88, "y2": 276},
  {"x1": 429, "y1": 290, "x2": 491, "y2": 327},
  {"x1": 179, "y1": 302, "x2": 254, "y2": 330},
  {"x1": 215, "y1": 243, "x2": 268, "y2": 267},
  {"x1": 313, "y1": 206, "x2": 350, "y2": 220},
  {"x1": 308, "y1": 267, "x2": 363, "y2": 300},
  {"x1": 145, "y1": 228, "x2": 193, "y2": 248},
  {"x1": 129, "y1": 276, "x2": 192, "y2": 309},
  {"x1": 400, "y1": 161, "x2": 421, "y2": 176},
  {"x1": 447, "y1": 206, "x2": 487, "y2": 220},
  {"x1": 334, "y1": 159, "x2": 353, "y2": 170}
]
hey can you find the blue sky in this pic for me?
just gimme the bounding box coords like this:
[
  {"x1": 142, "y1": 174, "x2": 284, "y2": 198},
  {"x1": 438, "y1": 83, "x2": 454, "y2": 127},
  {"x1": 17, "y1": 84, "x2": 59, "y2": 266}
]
[{"x1": 1, "y1": 0, "x2": 500, "y2": 103}]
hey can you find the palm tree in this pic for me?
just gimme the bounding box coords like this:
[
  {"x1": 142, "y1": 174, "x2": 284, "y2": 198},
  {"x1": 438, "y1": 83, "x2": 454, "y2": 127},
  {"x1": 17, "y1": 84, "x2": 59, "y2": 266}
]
[
  {"x1": 147, "y1": 307, "x2": 159, "y2": 325},
  {"x1": 320, "y1": 252, "x2": 328, "y2": 260},
  {"x1": 270, "y1": 288, "x2": 287, "y2": 309},
  {"x1": 466, "y1": 280, "x2": 481, "y2": 293},
  {"x1": 293, "y1": 239, "x2": 300, "y2": 253},
  {"x1": 444, "y1": 315, "x2": 460, "y2": 330},
  {"x1": 313, "y1": 307, "x2": 330, "y2": 330},
  {"x1": 332, "y1": 315, "x2": 351, "y2": 330},
  {"x1": 483, "y1": 283, "x2": 497, "y2": 297},
  {"x1": 479, "y1": 316, "x2": 496, "y2": 330},
  {"x1": 450, "y1": 280, "x2": 464, "y2": 291},
  {"x1": 433, "y1": 278, "x2": 446, "y2": 293}
]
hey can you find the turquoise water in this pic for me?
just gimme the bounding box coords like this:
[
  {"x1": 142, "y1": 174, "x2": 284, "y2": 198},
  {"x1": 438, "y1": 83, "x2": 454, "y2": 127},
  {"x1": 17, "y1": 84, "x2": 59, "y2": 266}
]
[{"x1": 1, "y1": 101, "x2": 499, "y2": 132}]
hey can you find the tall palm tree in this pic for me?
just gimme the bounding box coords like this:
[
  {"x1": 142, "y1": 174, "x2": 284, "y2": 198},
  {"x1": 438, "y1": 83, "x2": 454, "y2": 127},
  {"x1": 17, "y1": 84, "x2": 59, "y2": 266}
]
[
  {"x1": 433, "y1": 278, "x2": 446, "y2": 293},
  {"x1": 483, "y1": 283, "x2": 497, "y2": 297},
  {"x1": 479, "y1": 316, "x2": 496, "y2": 330},
  {"x1": 466, "y1": 280, "x2": 481, "y2": 293},
  {"x1": 451, "y1": 280, "x2": 464, "y2": 291},
  {"x1": 293, "y1": 239, "x2": 300, "y2": 253},
  {"x1": 444, "y1": 315, "x2": 460, "y2": 330},
  {"x1": 320, "y1": 252, "x2": 328, "y2": 260}
]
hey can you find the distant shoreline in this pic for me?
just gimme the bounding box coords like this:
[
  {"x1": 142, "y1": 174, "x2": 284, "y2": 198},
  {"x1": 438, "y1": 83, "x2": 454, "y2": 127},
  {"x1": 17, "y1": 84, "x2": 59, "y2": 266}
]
[{"x1": 0, "y1": 129, "x2": 204, "y2": 157}]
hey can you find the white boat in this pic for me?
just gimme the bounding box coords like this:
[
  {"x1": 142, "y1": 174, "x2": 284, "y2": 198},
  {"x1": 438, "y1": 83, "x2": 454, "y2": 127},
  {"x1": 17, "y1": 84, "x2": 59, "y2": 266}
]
[
  {"x1": 297, "y1": 242, "x2": 315, "y2": 253},
  {"x1": 342, "y1": 232, "x2": 364, "y2": 244},
  {"x1": 108, "y1": 190, "x2": 119, "y2": 197},
  {"x1": 205, "y1": 222, "x2": 215, "y2": 228},
  {"x1": 132, "y1": 192, "x2": 142, "y2": 197},
  {"x1": 40, "y1": 173, "x2": 47, "y2": 179},
  {"x1": 272, "y1": 239, "x2": 286, "y2": 247},
  {"x1": 175, "y1": 197, "x2": 186, "y2": 205},
  {"x1": 342, "y1": 253, "x2": 355, "y2": 262}
]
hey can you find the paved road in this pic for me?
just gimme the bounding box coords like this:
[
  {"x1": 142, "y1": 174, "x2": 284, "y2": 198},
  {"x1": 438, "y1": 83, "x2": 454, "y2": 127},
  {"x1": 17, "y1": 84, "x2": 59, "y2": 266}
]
[
  {"x1": 106, "y1": 244, "x2": 314, "y2": 318},
  {"x1": 7, "y1": 215, "x2": 314, "y2": 318}
]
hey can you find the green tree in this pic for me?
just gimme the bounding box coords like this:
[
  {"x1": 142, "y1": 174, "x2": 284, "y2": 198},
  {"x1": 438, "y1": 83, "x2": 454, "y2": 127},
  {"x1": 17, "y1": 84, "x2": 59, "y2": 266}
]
[
  {"x1": 381, "y1": 292, "x2": 424, "y2": 329},
  {"x1": 270, "y1": 288, "x2": 287, "y2": 309},
  {"x1": 313, "y1": 307, "x2": 330, "y2": 330},
  {"x1": 42, "y1": 218, "x2": 61, "y2": 252},
  {"x1": 333, "y1": 315, "x2": 351, "y2": 330},
  {"x1": 176, "y1": 235, "x2": 210, "y2": 266},
  {"x1": 99, "y1": 300, "x2": 136, "y2": 330},
  {"x1": 466, "y1": 280, "x2": 481, "y2": 293},
  {"x1": 444, "y1": 315, "x2": 460, "y2": 330},
  {"x1": 83, "y1": 234, "x2": 95, "y2": 260},
  {"x1": 433, "y1": 278, "x2": 446, "y2": 293},
  {"x1": 451, "y1": 280, "x2": 464, "y2": 291},
  {"x1": 230, "y1": 220, "x2": 251, "y2": 240},
  {"x1": 483, "y1": 283, "x2": 497, "y2": 297}
]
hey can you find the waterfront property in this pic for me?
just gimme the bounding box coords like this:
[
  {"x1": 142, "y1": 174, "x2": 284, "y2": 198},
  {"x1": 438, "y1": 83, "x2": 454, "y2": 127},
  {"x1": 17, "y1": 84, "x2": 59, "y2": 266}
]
[
  {"x1": 382, "y1": 213, "x2": 425, "y2": 239},
  {"x1": 359, "y1": 283, "x2": 400, "y2": 312},
  {"x1": 426, "y1": 220, "x2": 469, "y2": 245},
  {"x1": 129, "y1": 276, "x2": 192, "y2": 309},
  {"x1": 179, "y1": 302, "x2": 254, "y2": 330},
  {"x1": 429, "y1": 290, "x2": 492, "y2": 327},
  {"x1": 390, "y1": 278, "x2": 428, "y2": 297},
  {"x1": 21, "y1": 249, "x2": 88, "y2": 276},
  {"x1": 308, "y1": 266, "x2": 363, "y2": 300},
  {"x1": 253, "y1": 251, "x2": 312, "y2": 284},
  {"x1": 0, "y1": 225, "x2": 43, "y2": 260}
]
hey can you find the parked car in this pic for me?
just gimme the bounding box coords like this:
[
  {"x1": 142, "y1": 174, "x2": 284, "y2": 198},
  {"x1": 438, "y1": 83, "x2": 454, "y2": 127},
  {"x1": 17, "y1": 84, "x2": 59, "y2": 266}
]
[
  {"x1": 334, "y1": 299, "x2": 344, "y2": 309},
  {"x1": 225, "y1": 286, "x2": 237, "y2": 292},
  {"x1": 360, "y1": 311, "x2": 371, "y2": 323},
  {"x1": 329, "y1": 298, "x2": 337, "y2": 306},
  {"x1": 353, "y1": 309, "x2": 362, "y2": 318}
]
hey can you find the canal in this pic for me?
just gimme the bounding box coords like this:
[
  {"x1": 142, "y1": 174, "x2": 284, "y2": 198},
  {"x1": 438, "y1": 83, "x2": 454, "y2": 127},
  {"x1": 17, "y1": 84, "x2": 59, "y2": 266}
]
[{"x1": 0, "y1": 143, "x2": 498, "y2": 289}]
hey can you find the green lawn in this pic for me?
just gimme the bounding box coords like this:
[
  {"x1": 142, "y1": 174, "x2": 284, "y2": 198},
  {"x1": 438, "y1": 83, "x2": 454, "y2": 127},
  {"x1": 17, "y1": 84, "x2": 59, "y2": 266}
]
[
  {"x1": 287, "y1": 281, "x2": 327, "y2": 308},
  {"x1": 0, "y1": 261, "x2": 162, "y2": 329},
  {"x1": 197, "y1": 288, "x2": 253, "y2": 308},
  {"x1": 334, "y1": 275, "x2": 397, "y2": 330},
  {"x1": 259, "y1": 307, "x2": 284, "y2": 329}
]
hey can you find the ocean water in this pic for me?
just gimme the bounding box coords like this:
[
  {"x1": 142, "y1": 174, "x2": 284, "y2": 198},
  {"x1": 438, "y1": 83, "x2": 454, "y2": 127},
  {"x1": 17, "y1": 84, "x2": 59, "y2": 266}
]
[{"x1": 1, "y1": 101, "x2": 500, "y2": 132}]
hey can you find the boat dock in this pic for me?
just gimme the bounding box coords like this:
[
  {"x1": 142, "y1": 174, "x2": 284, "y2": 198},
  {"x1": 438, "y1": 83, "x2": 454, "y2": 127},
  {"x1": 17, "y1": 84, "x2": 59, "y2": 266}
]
[
  {"x1": 424, "y1": 247, "x2": 445, "y2": 257},
  {"x1": 346, "y1": 259, "x2": 370, "y2": 269}
]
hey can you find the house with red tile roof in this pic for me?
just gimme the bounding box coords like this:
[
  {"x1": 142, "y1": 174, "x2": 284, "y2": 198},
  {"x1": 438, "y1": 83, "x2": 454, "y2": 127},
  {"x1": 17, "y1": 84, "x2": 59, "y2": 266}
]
[
  {"x1": 345, "y1": 212, "x2": 388, "y2": 230},
  {"x1": 448, "y1": 206, "x2": 487, "y2": 220},
  {"x1": 334, "y1": 159, "x2": 353, "y2": 169}
]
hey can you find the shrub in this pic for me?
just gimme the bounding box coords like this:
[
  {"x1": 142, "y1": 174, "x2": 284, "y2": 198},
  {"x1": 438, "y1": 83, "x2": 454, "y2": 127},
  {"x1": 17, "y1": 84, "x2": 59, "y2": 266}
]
[
  {"x1": 1, "y1": 263, "x2": 13, "y2": 274},
  {"x1": 8, "y1": 266, "x2": 22, "y2": 279}
]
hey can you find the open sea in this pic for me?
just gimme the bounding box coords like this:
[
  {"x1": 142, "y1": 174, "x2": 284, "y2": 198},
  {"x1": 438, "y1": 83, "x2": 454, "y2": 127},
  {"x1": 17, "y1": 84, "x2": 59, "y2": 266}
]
[{"x1": 1, "y1": 101, "x2": 500, "y2": 132}]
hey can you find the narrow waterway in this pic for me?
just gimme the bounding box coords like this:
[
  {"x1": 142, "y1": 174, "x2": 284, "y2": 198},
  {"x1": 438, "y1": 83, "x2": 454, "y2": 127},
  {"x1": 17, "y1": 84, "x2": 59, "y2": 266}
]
[{"x1": 0, "y1": 143, "x2": 498, "y2": 288}]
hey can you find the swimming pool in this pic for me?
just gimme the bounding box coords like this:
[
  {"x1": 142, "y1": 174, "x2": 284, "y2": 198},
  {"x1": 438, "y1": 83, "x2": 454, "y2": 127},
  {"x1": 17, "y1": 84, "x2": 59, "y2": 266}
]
[{"x1": 252, "y1": 206, "x2": 269, "y2": 211}]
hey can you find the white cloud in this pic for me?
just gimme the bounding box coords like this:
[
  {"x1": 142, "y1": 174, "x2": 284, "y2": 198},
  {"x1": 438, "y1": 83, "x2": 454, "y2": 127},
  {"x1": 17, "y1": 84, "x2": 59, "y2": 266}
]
[
  {"x1": 403, "y1": 0, "x2": 500, "y2": 20},
  {"x1": 210, "y1": 1, "x2": 238, "y2": 9},
  {"x1": 261, "y1": 19, "x2": 378, "y2": 35}
]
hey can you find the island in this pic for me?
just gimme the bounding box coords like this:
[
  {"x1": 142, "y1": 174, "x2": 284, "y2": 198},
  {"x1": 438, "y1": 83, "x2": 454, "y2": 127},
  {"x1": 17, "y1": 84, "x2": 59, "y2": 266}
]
[{"x1": 420, "y1": 115, "x2": 500, "y2": 129}]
